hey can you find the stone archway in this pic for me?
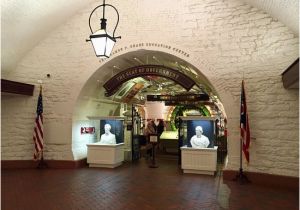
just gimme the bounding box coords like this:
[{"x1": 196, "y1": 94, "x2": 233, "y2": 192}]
[{"x1": 72, "y1": 47, "x2": 238, "y2": 171}]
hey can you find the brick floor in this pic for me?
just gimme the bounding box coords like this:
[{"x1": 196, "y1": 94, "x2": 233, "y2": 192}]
[{"x1": 1, "y1": 158, "x2": 299, "y2": 210}]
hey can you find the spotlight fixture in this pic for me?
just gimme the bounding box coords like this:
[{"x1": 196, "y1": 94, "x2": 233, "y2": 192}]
[{"x1": 86, "y1": 0, "x2": 121, "y2": 58}]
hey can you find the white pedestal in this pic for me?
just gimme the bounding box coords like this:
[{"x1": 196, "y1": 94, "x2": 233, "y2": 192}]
[
  {"x1": 87, "y1": 143, "x2": 124, "y2": 168},
  {"x1": 181, "y1": 146, "x2": 218, "y2": 175}
]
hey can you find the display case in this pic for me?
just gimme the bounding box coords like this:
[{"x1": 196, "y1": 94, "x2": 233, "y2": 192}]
[
  {"x1": 179, "y1": 116, "x2": 218, "y2": 175},
  {"x1": 160, "y1": 131, "x2": 179, "y2": 153},
  {"x1": 179, "y1": 116, "x2": 216, "y2": 148},
  {"x1": 131, "y1": 106, "x2": 146, "y2": 161},
  {"x1": 86, "y1": 116, "x2": 125, "y2": 168},
  {"x1": 99, "y1": 119, "x2": 124, "y2": 144}
]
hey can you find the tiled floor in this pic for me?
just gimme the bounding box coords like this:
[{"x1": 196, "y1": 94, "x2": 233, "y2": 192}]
[{"x1": 1, "y1": 158, "x2": 299, "y2": 210}]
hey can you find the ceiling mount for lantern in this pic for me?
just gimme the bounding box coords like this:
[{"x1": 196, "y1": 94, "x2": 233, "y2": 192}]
[{"x1": 86, "y1": 0, "x2": 121, "y2": 58}]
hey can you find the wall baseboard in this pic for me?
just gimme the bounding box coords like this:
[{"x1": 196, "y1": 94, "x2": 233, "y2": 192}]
[
  {"x1": 1, "y1": 158, "x2": 88, "y2": 169},
  {"x1": 223, "y1": 170, "x2": 299, "y2": 192}
]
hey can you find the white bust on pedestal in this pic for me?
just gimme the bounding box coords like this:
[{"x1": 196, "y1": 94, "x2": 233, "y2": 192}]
[
  {"x1": 190, "y1": 126, "x2": 210, "y2": 148},
  {"x1": 99, "y1": 124, "x2": 116, "y2": 144}
]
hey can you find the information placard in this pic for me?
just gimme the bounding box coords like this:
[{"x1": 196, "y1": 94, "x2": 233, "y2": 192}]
[{"x1": 150, "y1": 135, "x2": 158, "y2": 143}]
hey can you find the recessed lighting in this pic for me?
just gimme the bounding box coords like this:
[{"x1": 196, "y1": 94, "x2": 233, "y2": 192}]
[{"x1": 113, "y1": 65, "x2": 121, "y2": 69}]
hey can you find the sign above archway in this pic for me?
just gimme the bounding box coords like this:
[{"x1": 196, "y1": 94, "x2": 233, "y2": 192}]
[{"x1": 103, "y1": 65, "x2": 196, "y2": 96}]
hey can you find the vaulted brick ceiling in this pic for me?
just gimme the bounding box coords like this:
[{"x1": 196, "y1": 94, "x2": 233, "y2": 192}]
[{"x1": 1, "y1": 0, "x2": 299, "y2": 73}]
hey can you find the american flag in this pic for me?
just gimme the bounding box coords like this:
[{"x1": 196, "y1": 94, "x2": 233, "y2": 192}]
[
  {"x1": 33, "y1": 86, "x2": 44, "y2": 160},
  {"x1": 240, "y1": 80, "x2": 250, "y2": 162}
]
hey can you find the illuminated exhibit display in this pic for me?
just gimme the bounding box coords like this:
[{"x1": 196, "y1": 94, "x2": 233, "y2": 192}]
[
  {"x1": 183, "y1": 117, "x2": 215, "y2": 148},
  {"x1": 190, "y1": 126, "x2": 210, "y2": 148},
  {"x1": 180, "y1": 116, "x2": 218, "y2": 175},
  {"x1": 160, "y1": 131, "x2": 178, "y2": 153},
  {"x1": 87, "y1": 117, "x2": 124, "y2": 168},
  {"x1": 99, "y1": 119, "x2": 124, "y2": 144},
  {"x1": 99, "y1": 123, "x2": 116, "y2": 144}
]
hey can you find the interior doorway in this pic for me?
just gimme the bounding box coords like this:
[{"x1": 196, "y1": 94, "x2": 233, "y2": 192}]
[
  {"x1": 129, "y1": 100, "x2": 227, "y2": 166},
  {"x1": 102, "y1": 64, "x2": 228, "y2": 165},
  {"x1": 73, "y1": 50, "x2": 228, "y2": 168}
]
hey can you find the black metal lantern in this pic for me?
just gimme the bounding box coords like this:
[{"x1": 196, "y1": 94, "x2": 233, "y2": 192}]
[{"x1": 87, "y1": 0, "x2": 121, "y2": 58}]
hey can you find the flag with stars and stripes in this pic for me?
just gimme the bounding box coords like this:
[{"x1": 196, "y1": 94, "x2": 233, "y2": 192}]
[
  {"x1": 33, "y1": 86, "x2": 44, "y2": 160},
  {"x1": 240, "y1": 80, "x2": 250, "y2": 162}
]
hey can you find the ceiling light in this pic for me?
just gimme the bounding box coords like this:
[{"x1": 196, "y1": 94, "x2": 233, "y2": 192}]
[
  {"x1": 86, "y1": 0, "x2": 121, "y2": 58},
  {"x1": 113, "y1": 65, "x2": 121, "y2": 69},
  {"x1": 134, "y1": 57, "x2": 144, "y2": 64},
  {"x1": 152, "y1": 56, "x2": 161, "y2": 64}
]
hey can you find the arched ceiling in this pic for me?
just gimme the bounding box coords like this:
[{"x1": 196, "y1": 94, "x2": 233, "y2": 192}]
[
  {"x1": 1, "y1": 0, "x2": 299, "y2": 73},
  {"x1": 77, "y1": 49, "x2": 225, "y2": 115},
  {"x1": 1, "y1": 0, "x2": 95, "y2": 73},
  {"x1": 244, "y1": 0, "x2": 299, "y2": 34},
  {"x1": 81, "y1": 50, "x2": 214, "y2": 102}
]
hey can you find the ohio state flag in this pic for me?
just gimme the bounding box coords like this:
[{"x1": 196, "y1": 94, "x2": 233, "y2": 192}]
[{"x1": 240, "y1": 80, "x2": 250, "y2": 162}]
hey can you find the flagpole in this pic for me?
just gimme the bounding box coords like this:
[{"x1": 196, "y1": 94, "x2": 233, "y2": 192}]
[
  {"x1": 233, "y1": 138, "x2": 249, "y2": 184},
  {"x1": 240, "y1": 75, "x2": 244, "y2": 173},
  {"x1": 37, "y1": 84, "x2": 47, "y2": 169},
  {"x1": 37, "y1": 151, "x2": 48, "y2": 169},
  {"x1": 233, "y1": 80, "x2": 250, "y2": 184},
  {"x1": 34, "y1": 83, "x2": 47, "y2": 169},
  {"x1": 240, "y1": 136, "x2": 242, "y2": 170}
]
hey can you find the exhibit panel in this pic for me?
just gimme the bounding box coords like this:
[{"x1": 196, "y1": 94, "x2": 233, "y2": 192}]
[
  {"x1": 159, "y1": 131, "x2": 178, "y2": 153},
  {"x1": 179, "y1": 116, "x2": 218, "y2": 175},
  {"x1": 86, "y1": 117, "x2": 125, "y2": 168}
]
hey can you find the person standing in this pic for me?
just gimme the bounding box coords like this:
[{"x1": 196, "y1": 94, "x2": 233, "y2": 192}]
[{"x1": 144, "y1": 120, "x2": 157, "y2": 157}]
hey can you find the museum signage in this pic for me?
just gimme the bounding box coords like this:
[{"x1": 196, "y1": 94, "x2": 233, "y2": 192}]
[
  {"x1": 103, "y1": 65, "x2": 196, "y2": 96},
  {"x1": 147, "y1": 93, "x2": 210, "y2": 102},
  {"x1": 164, "y1": 101, "x2": 214, "y2": 106}
]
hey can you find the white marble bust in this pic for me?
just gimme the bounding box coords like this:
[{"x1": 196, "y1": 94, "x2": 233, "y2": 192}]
[
  {"x1": 190, "y1": 126, "x2": 210, "y2": 148},
  {"x1": 99, "y1": 124, "x2": 116, "y2": 144}
]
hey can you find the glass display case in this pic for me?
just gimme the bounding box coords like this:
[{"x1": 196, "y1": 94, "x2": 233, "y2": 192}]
[
  {"x1": 131, "y1": 106, "x2": 146, "y2": 161},
  {"x1": 159, "y1": 131, "x2": 179, "y2": 154},
  {"x1": 86, "y1": 116, "x2": 125, "y2": 168},
  {"x1": 179, "y1": 116, "x2": 218, "y2": 175},
  {"x1": 87, "y1": 116, "x2": 125, "y2": 144},
  {"x1": 99, "y1": 119, "x2": 124, "y2": 144},
  {"x1": 179, "y1": 116, "x2": 216, "y2": 149}
]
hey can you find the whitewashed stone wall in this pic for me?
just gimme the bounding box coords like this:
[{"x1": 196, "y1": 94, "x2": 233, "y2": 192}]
[
  {"x1": 1, "y1": 0, "x2": 298, "y2": 176},
  {"x1": 72, "y1": 120, "x2": 98, "y2": 160}
]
